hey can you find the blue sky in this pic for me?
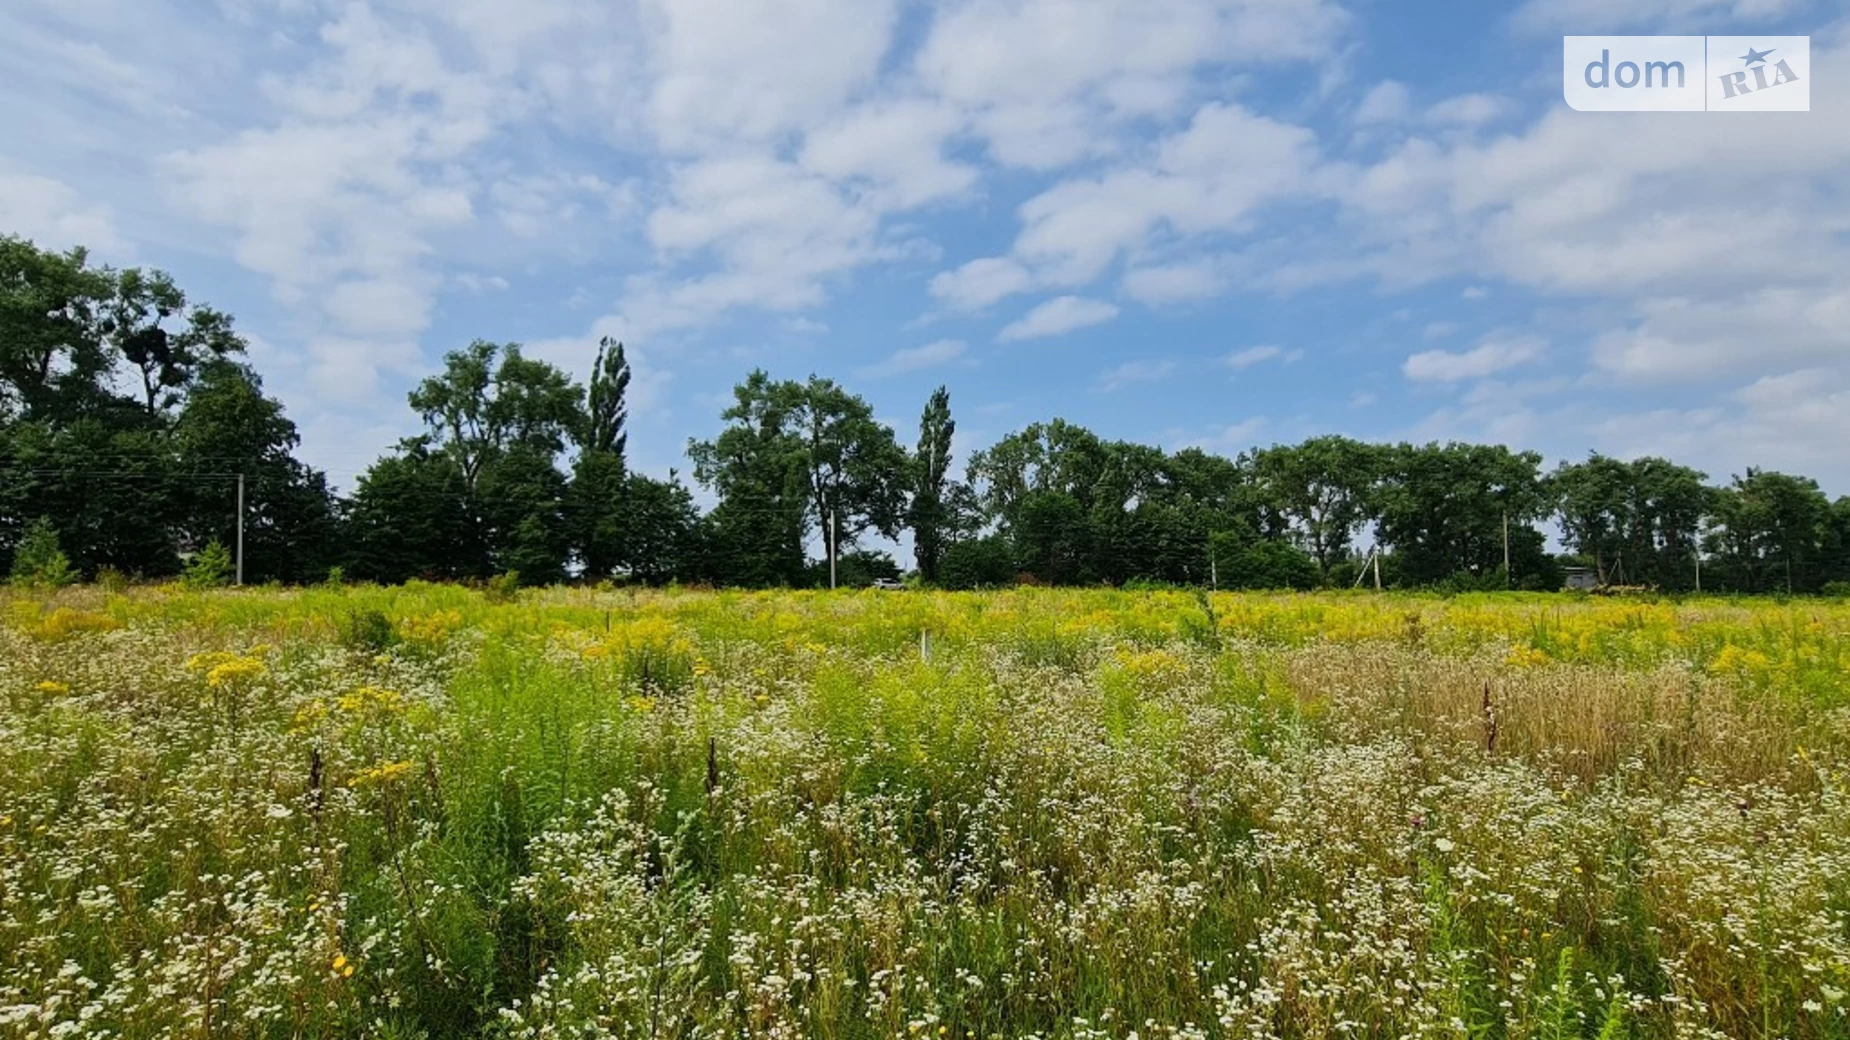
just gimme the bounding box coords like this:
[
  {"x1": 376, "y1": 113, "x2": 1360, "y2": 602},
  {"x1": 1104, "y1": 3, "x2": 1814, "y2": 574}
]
[{"x1": 2, "y1": 0, "x2": 1845, "y2": 499}]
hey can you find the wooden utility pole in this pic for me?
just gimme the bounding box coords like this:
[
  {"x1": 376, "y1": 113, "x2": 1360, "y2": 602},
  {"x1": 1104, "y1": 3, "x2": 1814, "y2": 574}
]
[
  {"x1": 235, "y1": 473, "x2": 245, "y2": 586},
  {"x1": 1502, "y1": 511, "x2": 1511, "y2": 587},
  {"x1": 828, "y1": 508, "x2": 838, "y2": 590}
]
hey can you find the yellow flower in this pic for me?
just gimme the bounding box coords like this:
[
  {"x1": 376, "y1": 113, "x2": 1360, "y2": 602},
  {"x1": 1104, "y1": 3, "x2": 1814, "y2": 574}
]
[
  {"x1": 1504, "y1": 645, "x2": 1550, "y2": 669},
  {"x1": 627, "y1": 695, "x2": 656, "y2": 714},
  {"x1": 350, "y1": 760, "x2": 414, "y2": 788},
  {"x1": 332, "y1": 954, "x2": 348, "y2": 971},
  {"x1": 206, "y1": 656, "x2": 265, "y2": 688},
  {"x1": 34, "y1": 680, "x2": 71, "y2": 696},
  {"x1": 337, "y1": 685, "x2": 404, "y2": 715}
]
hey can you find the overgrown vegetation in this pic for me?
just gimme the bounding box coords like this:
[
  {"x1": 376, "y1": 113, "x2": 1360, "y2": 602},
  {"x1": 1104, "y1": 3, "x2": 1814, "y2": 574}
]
[{"x1": 3, "y1": 583, "x2": 1848, "y2": 1038}]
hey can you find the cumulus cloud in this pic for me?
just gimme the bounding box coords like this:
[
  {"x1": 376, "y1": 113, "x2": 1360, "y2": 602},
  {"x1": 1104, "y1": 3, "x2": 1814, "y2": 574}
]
[
  {"x1": 1122, "y1": 262, "x2": 1227, "y2": 304},
  {"x1": 858, "y1": 339, "x2": 970, "y2": 379},
  {"x1": 998, "y1": 296, "x2": 1121, "y2": 342},
  {"x1": 1096, "y1": 359, "x2": 1177, "y2": 391},
  {"x1": 1224, "y1": 345, "x2": 1303, "y2": 369},
  {"x1": 0, "y1": 173, "x2": 121, "y2": 253},
  {"x1": 931, "y1": 257, "x2": 1036, "y2": 311},
  {"x1": 1404, "y1": 336, "x2": 1546, "y2": 383}
]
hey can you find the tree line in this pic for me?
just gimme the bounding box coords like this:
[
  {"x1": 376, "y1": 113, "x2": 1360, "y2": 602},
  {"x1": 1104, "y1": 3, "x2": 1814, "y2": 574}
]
[{"x1": 5, "y1": 235, "x2": 1849, "y2": 594}]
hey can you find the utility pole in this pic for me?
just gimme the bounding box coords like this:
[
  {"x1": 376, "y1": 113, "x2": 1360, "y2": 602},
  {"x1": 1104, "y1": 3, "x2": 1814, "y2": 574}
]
[
  {"x1": 1210, "y1": 544, "x2": 1218, "y2": 590},
  {"x1": 828, "y1": 508, "x2": 837, "y2": 590},
  {"x1": 1694, "y1": 546, "x2": 1701, "y2": 593},
  {"x1": 1373, "y1": 549, "x2": 1382, "y2": 590},
  {"x1": 235, "y1": 473, "x2": 245, "y2": 587},
  {"x1": 1502, "y1": 510, "x2": 1511, "y2": 587}
]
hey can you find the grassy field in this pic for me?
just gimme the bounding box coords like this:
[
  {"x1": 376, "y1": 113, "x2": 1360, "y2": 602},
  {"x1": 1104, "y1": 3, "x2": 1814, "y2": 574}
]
[{"x1": 3, "y1": 584, "x2": 1849, "y2": 1039}]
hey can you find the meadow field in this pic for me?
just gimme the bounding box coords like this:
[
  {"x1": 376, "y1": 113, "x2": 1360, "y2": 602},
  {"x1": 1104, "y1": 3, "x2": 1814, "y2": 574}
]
[{"x1": 3, "y1": 585, "x2": 1849, "y2": 1040}]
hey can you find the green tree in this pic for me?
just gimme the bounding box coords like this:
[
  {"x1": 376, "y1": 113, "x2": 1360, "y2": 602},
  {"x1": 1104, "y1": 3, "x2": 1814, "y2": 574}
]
[
  {"x1": 688, "y1": 371, "x2": 906, "y2": 587},
  {"x1": 569, "y1": 338, "x2": 632, "y2": 579},
  {"x1": 104, "y1": 267, "x2": 247, "y2": 418},
  {"x1": 9, "y1": 517, "x2": 77, "y2": 586},
  {"x1": 909, "y1": 386, "x2": 955, "y2": 583},
  {"x1": 0, "y1": 237, "x2": 116, "y2": 424},
  {"x1": 687, "y1": 371, "x2": 811, "y2": 587},
  {"x1": 792, "y1": 375, "x2": 908, "y2": 584},
  {"x1": 183, "y1": 539, "x2": 234, "y2": 588},
  {"x1": 404, "y1": 341, "x2": 582, "y2": 582},
  {"x1": 1551, "y1": 453, "x2": 1635, "y2": 584},
  {"x1": 616, "y1": 472, "x2": 702, "y2": 584},
  {"x1": 1376, "y1": 442, "x2": 1548, "y2": 586},
  {"x1": 345, "y1": 443, "x2": 485, "y2": 582},
  {"x1": 1254, "y1": 435, "x2": 1384, "y2": 578},
  {"x1": 1705, "y1": 469, "x2": 1833, "y2": 593},
  {"x1": 172, "y1": 362, "x2": 338, "y2": 583},
  {"x1": 1552, "y1": 454, "x2": 1709, "y2": 588}
]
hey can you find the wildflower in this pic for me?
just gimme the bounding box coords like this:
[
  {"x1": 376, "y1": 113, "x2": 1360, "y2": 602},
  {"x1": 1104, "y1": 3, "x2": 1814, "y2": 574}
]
[
  {"x1": 627, "y1": 695, "x2": 656, "y2": 713},
  {"x1": 204, "y1": 655, "x2": 265, "y2": 688},
  {"x1": 1434, "y1": 837, "x2": 1456, "y2": 853},
  {"x1": 337, "y1": 685, "x2": 403, "y2": 715},
  {"x1": 350, "y1": 760, "x2": 414, "y2": 788},
  {"x1": 34, "y1": 680, "x2": 71, "y2": 696},
  {"x1": 1822, "y1": 985, "x2": 1844, "y2": 1005}
]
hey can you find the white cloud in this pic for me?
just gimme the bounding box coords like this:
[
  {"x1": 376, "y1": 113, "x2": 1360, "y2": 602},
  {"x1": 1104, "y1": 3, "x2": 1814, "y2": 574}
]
[
  {"x1": 454, "y1": 272, "x2": 510, "y2": 293},
  {"x1": 916, "y1": 0, "x2": 1347, "y2": 169},
  {"x1": 1097, "y1": 358, "x2": 1177, "y2": 391},
  {"x1": 1591, "y1": 288, "x2": 1850, "y2": 381},
  {"x1": 1425, "y1": 92, "x2": 1506, "y2": 127},
  {"x1": 1003, "y1": 102, "x2": 1319, "y2": 287},
  {"x1": 524, "y1": 316, "x2": 672, "y2": 418},
  {"x1": 1354, "y1": 80, "x2": 1410, "y2": 124},
  {"x1": 931, "y1": 256, "x2": 1036, "y2": 311},
  {"x1": 998, "y1": 295, "x2": 1121, "y2": 342},
  {"x1": 0, "y1": 172, "x2": 121, "y2": 253},
  {"x1": 858, "y1": 339, "x2": 970, "y2": 378},
  {"x1": 1224, "y1": 345, "x2": 1303, "y2": 369},
  {"x1": 643, "y1": 0, "x2": 899, "y2": 152},
  {"x1": 799, "y1": 98, "x2": 977, "y2": 209},
  {"x1": 1122, "y1": 262, "x2": 1226, "y2": 304},
  {"x1": 1404, "y1": 335, "x2": 1546, "y2": 383},
  {"x1": 1171, "y1": 416, "x2": 1269, "y2": 454}
]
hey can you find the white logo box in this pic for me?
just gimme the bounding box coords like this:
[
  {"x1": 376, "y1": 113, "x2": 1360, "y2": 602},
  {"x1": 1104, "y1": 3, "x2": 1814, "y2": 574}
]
[{"x1": 1564, "y1": 36, "x2": 1809, "y2": 112}]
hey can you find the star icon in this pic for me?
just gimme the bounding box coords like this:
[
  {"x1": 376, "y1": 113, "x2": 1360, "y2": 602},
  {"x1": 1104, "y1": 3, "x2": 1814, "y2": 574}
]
[{"x1": 1740, "y1": 46, "x2": 1775, "y2": 66}]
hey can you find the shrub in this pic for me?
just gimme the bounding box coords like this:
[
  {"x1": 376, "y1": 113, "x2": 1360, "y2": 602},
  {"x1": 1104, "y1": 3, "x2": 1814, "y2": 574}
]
[
  {"x1": 9, "y1": 518, "x2": 78, "y2": 588},
  {"x1": 337, "y1": 608, "x2": 398, "y2": 654},
  {"x1": 183, "y1": 540, "x2": 235, "y2": 589},
  {"x1": 939, "y1": 535, "x2": 1017, "y2": 590},
  {"x1": 1824, "y1": 581, "x2": 1850, "y2": 600},
  {"x1": 95, "y1": 566, "x2": 128, "y2": 594},
  {"x1": 485, "y1": 571, "x2": 522, "y2": 603}
]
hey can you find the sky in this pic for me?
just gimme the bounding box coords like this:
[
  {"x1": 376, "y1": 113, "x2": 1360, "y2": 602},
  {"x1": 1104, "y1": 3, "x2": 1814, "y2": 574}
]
[{"x1": 2, "y1": 0, "x2": 1846, "y2": 501}]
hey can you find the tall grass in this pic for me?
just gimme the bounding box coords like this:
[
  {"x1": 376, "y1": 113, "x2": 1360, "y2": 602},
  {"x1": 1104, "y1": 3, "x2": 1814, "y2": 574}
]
[{"x1": 2, "y1": 585, "x2": 1848, "y2": 1038}]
